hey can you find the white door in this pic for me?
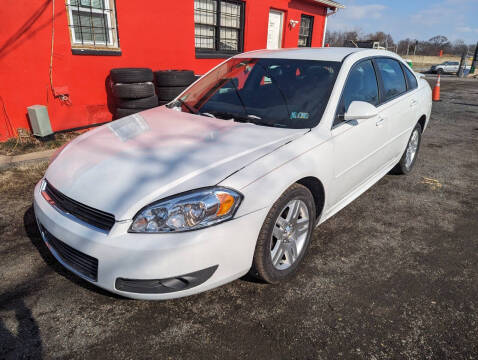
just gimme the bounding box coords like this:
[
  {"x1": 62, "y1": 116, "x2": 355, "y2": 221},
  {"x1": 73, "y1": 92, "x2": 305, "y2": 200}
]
[
  {"x1": 330, "y1": 60, "x2": 390, "y2": 205},
  {"x1": 267, "y1": 10, "x2": 284, "y2": 50},
  {"x1": 374, "y1": 58, "x2": 417, "y2": 160}
]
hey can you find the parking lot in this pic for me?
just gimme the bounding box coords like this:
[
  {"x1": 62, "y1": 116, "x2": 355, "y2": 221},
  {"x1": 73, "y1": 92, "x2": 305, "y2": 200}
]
[{"x1": 1, "y1": 77, "x2": 477, "y2": 359}]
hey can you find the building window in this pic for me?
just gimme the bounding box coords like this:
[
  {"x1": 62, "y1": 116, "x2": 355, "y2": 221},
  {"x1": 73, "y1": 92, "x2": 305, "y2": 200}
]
[
  {"x1": 66, "y1": 0, "x2": 120, "y2": 54},
  {"x1": 298, "y1": 15, "x2": 314, "y2": 47},
  {"x1": 194, "y1": 0, "x2": 244, "y2": 57}
]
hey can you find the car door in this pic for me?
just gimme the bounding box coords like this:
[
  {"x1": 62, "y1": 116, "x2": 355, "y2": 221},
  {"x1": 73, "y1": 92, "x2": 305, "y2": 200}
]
[
  {"x1": 374, "y1": 58, "x2": 416, "y2": 161},
  {"x1": 450, "y1": 61, "x2": 460, "y2": 73},
  {"x1": 443, "y1": 62, "x2": 451, "y2": 73},
  {"x1": 330, "y1": 59, "x2": 389, "y2": 206},
  {"x1": 402, "y1": 63, "x2": 420, "y2": 123}
]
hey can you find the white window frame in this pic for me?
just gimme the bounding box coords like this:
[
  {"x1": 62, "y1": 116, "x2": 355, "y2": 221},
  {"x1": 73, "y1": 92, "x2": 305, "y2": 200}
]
[{"x1": 66, "y1": 0, "x2": 118, "y2": 48}]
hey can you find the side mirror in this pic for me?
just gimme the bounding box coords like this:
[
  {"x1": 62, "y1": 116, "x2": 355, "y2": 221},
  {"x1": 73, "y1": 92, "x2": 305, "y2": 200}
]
[{"x1": 343, "y1": 101, "x2": 378, "y2": 121}]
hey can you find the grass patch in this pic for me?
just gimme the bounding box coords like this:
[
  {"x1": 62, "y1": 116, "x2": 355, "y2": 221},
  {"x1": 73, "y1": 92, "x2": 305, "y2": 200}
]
[
  {"x1": 0, "y1": 161, "x2": 48, "y2": 196},
  {"x1": 0, "y1": 132, "x2": 80, "y2": 156}
]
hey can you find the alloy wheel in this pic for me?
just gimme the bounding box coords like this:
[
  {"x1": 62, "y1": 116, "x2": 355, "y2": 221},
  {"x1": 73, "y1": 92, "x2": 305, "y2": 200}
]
[
  {"x1": 270, "y1": 199, "x2": 310, "y2": 270},
  {"x1": 405, "y1": 129, "x2": 419, "y2": 169}
]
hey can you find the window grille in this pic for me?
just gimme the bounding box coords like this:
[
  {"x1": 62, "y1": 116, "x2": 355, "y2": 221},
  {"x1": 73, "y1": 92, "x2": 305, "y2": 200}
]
[
  {"x1": 66, "y1": 0, "x2": 119, "y2": 50},
  {"x1": 298, "y1": 15, "x2": 314, "y2": 47},
  {"x1": 194, "y1": 0, "x2": 244, "y2": 57}
]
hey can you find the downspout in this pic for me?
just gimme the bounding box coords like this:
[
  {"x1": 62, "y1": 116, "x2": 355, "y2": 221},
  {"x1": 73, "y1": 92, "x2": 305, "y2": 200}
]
[{"x1": 322, "y1": 7, "x2": 338, "y2": 47}]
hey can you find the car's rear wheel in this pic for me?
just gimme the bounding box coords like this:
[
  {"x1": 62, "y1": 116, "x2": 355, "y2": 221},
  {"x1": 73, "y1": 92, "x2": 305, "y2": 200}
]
[
  {"x1": 250, "y1": 183, "x2": 316, "y2": 283},
  {"x1": 391, "y1": 123, "x2": 422, "y2": 175}
]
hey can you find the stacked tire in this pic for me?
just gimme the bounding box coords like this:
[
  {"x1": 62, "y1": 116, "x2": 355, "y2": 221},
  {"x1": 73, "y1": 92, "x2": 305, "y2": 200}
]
[
  {"x1": 154, "y1": 70, "x2": 197, "y2": 105},
  {"x1": 110, "y1": 68, "x2": 158, "y2": 119}
]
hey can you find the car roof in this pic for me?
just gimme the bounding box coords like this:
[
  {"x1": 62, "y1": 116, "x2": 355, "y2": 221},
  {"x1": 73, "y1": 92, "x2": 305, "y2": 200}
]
[{"x1": 235, "y1": 47, "x2": 399, "y2": 62}]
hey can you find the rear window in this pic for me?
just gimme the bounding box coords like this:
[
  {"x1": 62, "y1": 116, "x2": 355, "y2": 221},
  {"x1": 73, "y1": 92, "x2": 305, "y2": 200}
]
[
  {"x1": 375, "y1": 58, "x2": 407, "y2": 101},
  {"x1": 169, "y1": 57, "x2": 341, "y2": 129}
]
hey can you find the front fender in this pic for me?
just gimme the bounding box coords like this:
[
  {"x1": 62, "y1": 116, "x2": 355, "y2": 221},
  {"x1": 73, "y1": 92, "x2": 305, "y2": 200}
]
[{"x1": 220, "y1": 131, "x2": 333, "y2": 218}]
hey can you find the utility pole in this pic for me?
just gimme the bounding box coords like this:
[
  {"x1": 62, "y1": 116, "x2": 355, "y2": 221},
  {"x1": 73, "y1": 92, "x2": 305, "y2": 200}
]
[
  {"x1": 406, "y1": 41, "x2": 410, "y2": 56},
  {"x1": 470, "y1": 41, "x2": 478, "y2": 74},
  {"x1": 457, "y1": 52, "x2": 466, "y2": 77},
  {"x1": 413, "y1": 40, "x2": 418, "y2": 55}
]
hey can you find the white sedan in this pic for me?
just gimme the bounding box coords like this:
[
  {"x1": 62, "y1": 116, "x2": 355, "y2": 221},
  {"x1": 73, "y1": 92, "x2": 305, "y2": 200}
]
[{"x1": 34, "y1": 48, "x2": 432, "y2": 300}]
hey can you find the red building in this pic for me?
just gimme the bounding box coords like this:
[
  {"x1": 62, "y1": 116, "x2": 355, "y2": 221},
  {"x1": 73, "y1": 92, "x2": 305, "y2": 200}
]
[{"x1": 0, "y1": 0, "x2": 343, "y2": 141}]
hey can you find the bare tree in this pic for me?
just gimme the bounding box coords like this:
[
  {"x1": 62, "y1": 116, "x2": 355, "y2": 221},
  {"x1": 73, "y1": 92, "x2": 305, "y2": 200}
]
[{"x1": 325, "y1": 30, "x2": 473, "y2": 56}]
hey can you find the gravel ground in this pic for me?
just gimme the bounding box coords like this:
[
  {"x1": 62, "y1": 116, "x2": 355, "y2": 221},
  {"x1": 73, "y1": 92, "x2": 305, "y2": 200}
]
[{"x1": 1, "y1": 78, "x2": 477, "y2": 359}]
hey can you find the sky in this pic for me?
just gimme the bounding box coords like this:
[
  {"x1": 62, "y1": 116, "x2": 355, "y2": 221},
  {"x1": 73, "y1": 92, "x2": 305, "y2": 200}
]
[{"x1": 327, "y1": 0, "x2": 478, "y2": 44}]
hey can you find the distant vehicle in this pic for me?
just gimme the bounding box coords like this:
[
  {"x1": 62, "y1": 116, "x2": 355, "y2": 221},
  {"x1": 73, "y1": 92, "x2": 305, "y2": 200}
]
[
  {"x1": 34, "y1": 48, "x2": 432, "y2": 300},
  {"x1": 344, "y1": 40, "x2": 386, "y2": 50},
  {"x1": 430, "y1": 61, "x2": 460, "y2": 74}
]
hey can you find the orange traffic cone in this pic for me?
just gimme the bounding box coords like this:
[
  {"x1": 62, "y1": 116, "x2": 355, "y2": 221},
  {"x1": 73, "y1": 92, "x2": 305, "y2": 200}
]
[{"x1": 432, "y1": 74, "x2": 441, "y2": 101}]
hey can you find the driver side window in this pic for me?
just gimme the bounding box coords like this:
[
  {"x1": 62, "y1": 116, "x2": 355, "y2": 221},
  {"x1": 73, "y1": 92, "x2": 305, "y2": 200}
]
[{"x1": 334, "y1": 60, "x2": 379, "y2": 126}]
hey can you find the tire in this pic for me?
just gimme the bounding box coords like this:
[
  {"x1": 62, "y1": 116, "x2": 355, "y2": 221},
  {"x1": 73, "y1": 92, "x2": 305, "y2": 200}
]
[
  {"x1": 115, "y1": 108, "x2": 147, "y2": 118},
  {"x1": 155, "y1": 70, "x2": 195, "y2": 87},
  {"x1": 112, "y1": 82, "x2": 155, "y2": 99},
  {"x1": 110, "y1": 68, "x2": 154, "y2": 83},
  {"x1": 116, "y1": 95, "x2": 158, "y2": 109},
  {"x1": 437, "y1": 68, "x2": 444, "y2": 75},
  {"x1": 250, "y1": 183, "x2": 316, "y2": 284},
  {"x1": 156, "y1": 86, "x2": 187, "y2": 101},
  {"x1": 390, "y1": 123, "x2": 422, "y2": 175}
]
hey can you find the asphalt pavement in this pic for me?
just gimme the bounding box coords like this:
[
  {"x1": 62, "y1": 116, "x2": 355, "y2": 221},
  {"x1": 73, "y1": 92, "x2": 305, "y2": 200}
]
[{"x1": 0, "y1": 77, "x2": 477, "y2": 359}]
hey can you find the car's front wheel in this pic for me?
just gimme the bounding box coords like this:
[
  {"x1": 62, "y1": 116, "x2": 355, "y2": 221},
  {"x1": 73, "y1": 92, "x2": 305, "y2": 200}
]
[
  {"x1": 250, "y1": 183, "x2": 316, "y2": 283},
  {"x1": 391, "y1": 123, "x2": 422, "y2": 175}
]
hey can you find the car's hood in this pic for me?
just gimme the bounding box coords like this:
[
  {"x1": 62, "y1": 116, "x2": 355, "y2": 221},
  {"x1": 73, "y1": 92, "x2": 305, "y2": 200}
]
[{"x1": 46, "y1": 107, "x2": 307, "y2": 220}]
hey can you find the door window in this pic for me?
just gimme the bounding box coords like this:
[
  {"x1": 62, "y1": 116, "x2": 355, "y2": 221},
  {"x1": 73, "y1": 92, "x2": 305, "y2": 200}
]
[
  {"x1": 403, "y1": 66, "x2": 418, "y2": 90},
  {"x1": 335, "y1": 60, "x2": 379, "y2": 126},
  {"x1": 375, "y1": 58, "x2": 407, "y2": 102}
]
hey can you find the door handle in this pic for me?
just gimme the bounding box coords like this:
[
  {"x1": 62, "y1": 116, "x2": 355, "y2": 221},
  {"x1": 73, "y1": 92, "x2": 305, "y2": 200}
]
[
  {"x1": 410, "y1": 99, "x2": 418, "y2": 107},
  {"x1": 376, "y1": 117, "x2": 385, "y2": 127}
]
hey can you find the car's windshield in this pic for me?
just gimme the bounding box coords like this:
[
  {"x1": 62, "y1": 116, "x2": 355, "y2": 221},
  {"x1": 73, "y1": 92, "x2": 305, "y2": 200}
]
[{"x1": 168, "y1": 58, "x2": 341, "y2": 129}]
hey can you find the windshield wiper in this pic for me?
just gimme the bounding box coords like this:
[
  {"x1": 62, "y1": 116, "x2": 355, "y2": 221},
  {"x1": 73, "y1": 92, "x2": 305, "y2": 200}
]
[
  {"x1": 245, "y1": 118, "x2": 287, "y2": 128},
  {"x1": 205, "y1": 111, "x2": 285, "y2": 128},
  {"x1": 200, "y1": 112, "x2": 216, "y2": 118}
]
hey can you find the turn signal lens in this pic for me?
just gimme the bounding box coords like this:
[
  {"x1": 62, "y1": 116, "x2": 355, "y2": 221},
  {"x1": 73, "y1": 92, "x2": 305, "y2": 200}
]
[{"x1": 216, "y1": 192, "x2": 235, "y2": 216}]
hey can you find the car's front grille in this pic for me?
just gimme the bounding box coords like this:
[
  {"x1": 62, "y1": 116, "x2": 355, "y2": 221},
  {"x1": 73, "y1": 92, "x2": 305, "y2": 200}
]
[
  {"x1": 41, "y1": 225, "x2": 98, "y2": 282},
  {"x1": 43, "y1": 181, "x2": 115, "y2": 232}
]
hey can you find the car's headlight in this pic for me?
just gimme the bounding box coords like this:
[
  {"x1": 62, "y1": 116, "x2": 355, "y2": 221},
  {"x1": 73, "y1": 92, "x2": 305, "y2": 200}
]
[{"x1": 129, "y1": 187, "x2": 242, "y2": 233}]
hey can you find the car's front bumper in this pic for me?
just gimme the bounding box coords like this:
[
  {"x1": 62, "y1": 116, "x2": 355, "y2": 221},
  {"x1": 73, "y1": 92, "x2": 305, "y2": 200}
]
[{"x1": 33, "y1": 181, "x2": 268, "y2": 300}]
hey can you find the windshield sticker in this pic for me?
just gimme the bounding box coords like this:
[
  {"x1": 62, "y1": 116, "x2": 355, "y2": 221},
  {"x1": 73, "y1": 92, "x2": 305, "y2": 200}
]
[{"x1": 290, "y1": 112, "x2": 310, "y2": 120}]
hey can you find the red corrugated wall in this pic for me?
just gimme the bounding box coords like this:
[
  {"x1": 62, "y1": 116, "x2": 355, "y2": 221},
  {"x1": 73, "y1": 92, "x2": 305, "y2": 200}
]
[{"x1": 0, "y1": 0, "x2": 326, "y2": 141}]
